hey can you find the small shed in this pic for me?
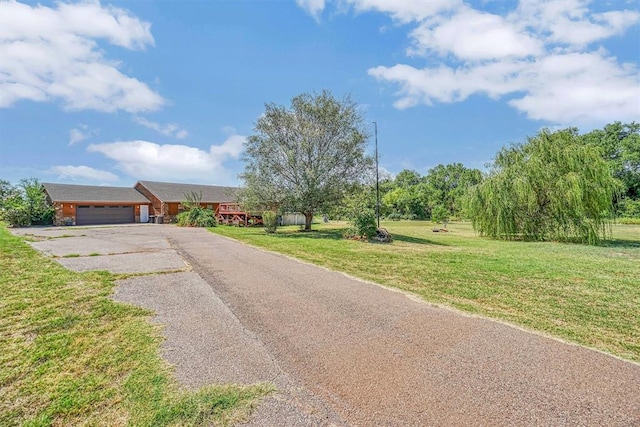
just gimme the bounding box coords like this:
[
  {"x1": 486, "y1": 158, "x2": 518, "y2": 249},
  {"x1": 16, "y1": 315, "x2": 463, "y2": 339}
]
[{"x1": 280, "y1": 213, "x2": 307, "y2": 226}]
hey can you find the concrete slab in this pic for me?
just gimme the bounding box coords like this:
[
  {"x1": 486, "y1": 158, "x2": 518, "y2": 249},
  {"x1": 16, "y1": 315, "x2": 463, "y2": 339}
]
[
  {"x1": 57, "y1": 250, "x2": 186, "y2": 273},
  {"x1": 31, "y1": 237, "x2": 140, "y2": 257},
  {"x1": 10, "y1": 227, "x2": 88, "y2": 238},
  {"x1": 113, "y1": 272, "x2": 280, "y2": 387}
]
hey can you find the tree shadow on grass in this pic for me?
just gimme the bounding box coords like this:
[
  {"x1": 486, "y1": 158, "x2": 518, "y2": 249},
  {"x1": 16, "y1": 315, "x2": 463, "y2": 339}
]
[
  {"x1": 271, "y1": 228, "x2": 344, "y2": 240},
  {"x1": 271, "y1": 228, "x2": 449, "y2": 246},
  {"x1": 600, "y1": 238, "x2": 640, "y2": 249},
  {"x1": 392, "y1": 233, "x2": 449, "y2": 246}
]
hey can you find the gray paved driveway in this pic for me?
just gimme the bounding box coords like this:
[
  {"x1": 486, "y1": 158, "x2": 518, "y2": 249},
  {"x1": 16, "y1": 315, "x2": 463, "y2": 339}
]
[{"x1": 14, "y1": 225, "x2": 640, "y2": 426}]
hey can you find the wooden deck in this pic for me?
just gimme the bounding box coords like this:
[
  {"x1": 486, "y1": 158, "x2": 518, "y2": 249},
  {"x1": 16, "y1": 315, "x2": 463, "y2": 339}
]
[{"x1": 215, "y1": 203, "x2": 263, "y2": 226}]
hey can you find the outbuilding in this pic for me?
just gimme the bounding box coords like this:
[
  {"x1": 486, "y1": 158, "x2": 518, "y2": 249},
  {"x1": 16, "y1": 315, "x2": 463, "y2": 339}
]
[{"x1": 43, "y1": 183, "x2": 152, "y2": 226}]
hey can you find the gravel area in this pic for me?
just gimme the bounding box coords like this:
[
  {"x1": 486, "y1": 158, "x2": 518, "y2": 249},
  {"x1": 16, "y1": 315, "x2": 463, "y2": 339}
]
[{"x1": 14, "y1": 224, "x2": 640, "y2": 426}]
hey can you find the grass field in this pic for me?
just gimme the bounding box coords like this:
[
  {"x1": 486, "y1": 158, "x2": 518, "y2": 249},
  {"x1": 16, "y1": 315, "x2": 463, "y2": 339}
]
[
  {"x1": 210, "y1": 221, "x2": 640, "y2": 363},
  {"x1": 0, "y1": 225, "x2": 272, "y2": 426}
]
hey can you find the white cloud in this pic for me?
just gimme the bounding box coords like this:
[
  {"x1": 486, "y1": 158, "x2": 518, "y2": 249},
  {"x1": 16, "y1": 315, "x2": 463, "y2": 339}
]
[
  {"x1": 512, "y1": 0, "x2": 640, "y2": 47},
  {"x1": 87, "y1": 134, "x2": 246, "y2": 184},
  {"x1": 0, "y1": 0, "x2": 164, "y2": 112},
  {"x1": 345, "y1": 0, "x2": 459, "y2": 23},
  {"x1": 69, "y1": 127, "x2": 87, "y2": 146},
  {"x1": 296, "y1": 0, "x2": 326, "y2": 20},
  {"x1": 507, "y1": 51, "x2": 640, "y2": 124},
  {"x1": 68, "y1": 124, "x2": 96, "y2": 145},
  {"x1": 409, "y1": 6, "x2": 543, "y2": 60},
  {"x1": 132, "y1": 116, "x2": 188, "y2": 139},
  {"x1": 355, "y1": 0, "x2": 640, "y2": 125},
  {"x1": 48, "y1": 165, "x2": 119, "y2": 182},
  {"x1": 369, "y1": 50, "x2": 640, "y2": 124}
]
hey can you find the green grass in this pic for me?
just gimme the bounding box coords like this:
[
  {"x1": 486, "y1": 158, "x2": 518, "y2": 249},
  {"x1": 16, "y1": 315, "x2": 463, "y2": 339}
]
[
  {"x1": 211, "y1": 221, "x2": 640, "y2": 362},
  {"x1": 0, "y1": 224, "x2": 272, "y2": 426},
  {"x1": 618, "y1": 217, "x2": 640, "y2": 225}
]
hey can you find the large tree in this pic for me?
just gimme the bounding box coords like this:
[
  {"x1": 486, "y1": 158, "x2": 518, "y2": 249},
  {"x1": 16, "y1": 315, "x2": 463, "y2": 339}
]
[
  {"x1": 240, "y1": 91, "x2": 372, "y2": 231},
  {"x1": 467, "y1": 129, "x2": 620, "y2": 245}
]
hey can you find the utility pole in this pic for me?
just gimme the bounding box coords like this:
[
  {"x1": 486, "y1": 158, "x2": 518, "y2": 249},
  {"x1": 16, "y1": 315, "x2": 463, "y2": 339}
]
[{"x1": 373, "y1": 121, "x2": 380, "y2": 228}]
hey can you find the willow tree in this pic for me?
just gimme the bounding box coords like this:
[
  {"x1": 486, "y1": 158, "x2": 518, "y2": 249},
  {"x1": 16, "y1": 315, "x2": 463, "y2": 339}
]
[
  {"x1": 467, "y1": 129, "x2": 620, "y2": 244},
  {"x1": 240, "y1": 91, "x2": 372, "y2": 231}
]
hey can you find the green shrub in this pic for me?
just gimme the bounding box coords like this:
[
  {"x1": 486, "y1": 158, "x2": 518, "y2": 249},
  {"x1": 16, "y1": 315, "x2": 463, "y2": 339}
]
[
  {"x1": 176, "y1": 207, "x2": 217, "y2": 227},
  {"x1": 403, "y1": 213, "x2": 419, "y2": 221},
  {"x1": 262, "y1": 211, "x2": 278, "y2": 233},
  {"x1": 0, "y1": 198, "x2": 30, "y2": 227},
  {"x1": 618, "y1": 217, "x2": 640, "y2": 225},
  {"x1": 0, "y1": 178, "x2": 53, "y2": 227},
  {"x1": 345, "y1": 209, "x2": 377, "y2": 240}
]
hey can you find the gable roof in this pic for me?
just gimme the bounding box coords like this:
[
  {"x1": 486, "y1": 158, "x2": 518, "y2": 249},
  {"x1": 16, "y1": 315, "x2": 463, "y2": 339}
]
[
  {"x1": 136, "y1": 180, "x2": 239, "y2": 203},
  {"x1": 43, "y1": 183, "x2": 151, "y2": 203}
]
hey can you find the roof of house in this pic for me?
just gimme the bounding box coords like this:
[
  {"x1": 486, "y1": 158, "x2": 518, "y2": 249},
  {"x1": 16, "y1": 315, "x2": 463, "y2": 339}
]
[
  {"x1": 43, "y1": 183, "x2": 151, "y2": 203},
  {"x1": 136, "y1": 180, "x2": 240, "y2": 203}
]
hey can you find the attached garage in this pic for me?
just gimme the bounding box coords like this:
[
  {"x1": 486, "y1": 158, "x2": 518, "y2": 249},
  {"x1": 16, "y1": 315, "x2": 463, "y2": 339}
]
[
  {"x1": 76, "y1": 205, "x2": 135, "y2": 225},
  {"x1": 43, "y1": 183, "x2": 152, "y2": 226}
]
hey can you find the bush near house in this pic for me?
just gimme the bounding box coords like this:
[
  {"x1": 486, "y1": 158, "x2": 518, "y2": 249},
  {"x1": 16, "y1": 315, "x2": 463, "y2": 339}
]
[
  {"x1": 176, "y1": 191, "x2": 217, "y2": 227},
  {"x1": 262, "y1": 211, "x2": 278, "y2": 233}
]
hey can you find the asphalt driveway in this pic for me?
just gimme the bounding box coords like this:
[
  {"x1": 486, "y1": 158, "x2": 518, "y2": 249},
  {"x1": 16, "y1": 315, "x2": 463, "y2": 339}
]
[{"x1": 14, "y1": 224, "x2": 640, "y2": 426}]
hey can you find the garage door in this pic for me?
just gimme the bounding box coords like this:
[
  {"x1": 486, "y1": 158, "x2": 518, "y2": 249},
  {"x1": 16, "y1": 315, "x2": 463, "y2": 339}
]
[{"x1": 76, "y1": 205, "x2": 134, "y2": 225}]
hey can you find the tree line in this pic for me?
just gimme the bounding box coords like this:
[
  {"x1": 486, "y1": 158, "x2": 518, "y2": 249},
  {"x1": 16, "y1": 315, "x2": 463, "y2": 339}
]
[{"x1": 240, "y1": 91, "x2": 638, "y2": 244}]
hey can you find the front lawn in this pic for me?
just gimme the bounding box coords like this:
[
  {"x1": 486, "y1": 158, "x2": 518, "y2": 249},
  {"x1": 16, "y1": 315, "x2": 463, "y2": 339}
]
[
  {"x1": 0, "y1": 224, "x2": 272, "y2": 426},
  {"x1": 210, "y1": 221, "x2": 640, "y2": 362}
]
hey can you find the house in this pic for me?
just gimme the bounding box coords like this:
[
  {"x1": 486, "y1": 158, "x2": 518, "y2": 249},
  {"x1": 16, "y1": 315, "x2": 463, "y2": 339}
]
[
  {"x1": 43, "y1": 181, "x2": 245, "y2": 226},
  {"x1": 43, "y1": 183, "x2": 152, "y2": 226},
  {"x1": 134, "y1": 180, "x2": 240, "y2": 223}
]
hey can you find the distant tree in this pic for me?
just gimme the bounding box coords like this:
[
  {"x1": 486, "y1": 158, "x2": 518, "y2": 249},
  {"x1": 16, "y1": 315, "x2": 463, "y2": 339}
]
[
  {"x1": 424, "y1": 163, "x2": 482, "y2": 219},
  {"x1": 394, "y1": 169, "x2": 422, "y2": 188},
  {"x1": 580, "y1": 122, "x2": 640, "y2": 201},
  {"x1": 0, "y1": 178, "x2": 53, "y2": 227},
  {"x1": 20, "y1": 178, "x2": 54, "y2": 225},
  {"x1": 467, "y1": 129, "x2": 620, "y2": 244},
  {"x1": 0, "y1": 180, "x2": 20, "y2": 210},
  {"x1": 431, "y1": 204, "x2": 450, "y2": 228},
  {"x1": 240, "y1": 90, "x2": 372, "y2": 231}
]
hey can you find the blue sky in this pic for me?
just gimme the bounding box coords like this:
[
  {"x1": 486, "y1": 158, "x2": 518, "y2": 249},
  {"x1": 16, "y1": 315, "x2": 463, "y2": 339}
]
[{"x1": 1, "y1": 0, "x2": 639, "y2": 186}]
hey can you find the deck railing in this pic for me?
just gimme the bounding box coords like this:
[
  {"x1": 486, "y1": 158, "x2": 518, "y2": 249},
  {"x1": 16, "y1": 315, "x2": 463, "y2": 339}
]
[{"x1": 216, "y1": 203, "x2": 243, "y2": 214}]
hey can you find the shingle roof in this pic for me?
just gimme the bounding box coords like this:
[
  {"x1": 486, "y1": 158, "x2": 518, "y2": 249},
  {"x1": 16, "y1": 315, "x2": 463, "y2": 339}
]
[
  {"x1": 136, "y1": 181, "x2": 240, "y2": 203},
  {"x1": 43, "y1": 183, "x2": 151, "y2": 203}
]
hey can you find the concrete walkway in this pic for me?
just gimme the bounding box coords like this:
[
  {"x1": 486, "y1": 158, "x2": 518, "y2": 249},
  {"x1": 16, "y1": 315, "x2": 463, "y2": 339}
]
[{"x1": 15, "y1": 225, "x2": 640, "y2": 426}]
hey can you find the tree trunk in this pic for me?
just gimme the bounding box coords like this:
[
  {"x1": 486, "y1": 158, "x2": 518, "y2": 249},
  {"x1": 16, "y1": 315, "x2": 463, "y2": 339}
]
[{"x1": 304, "y1": 212, "x2": 313, "y2": 231}]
